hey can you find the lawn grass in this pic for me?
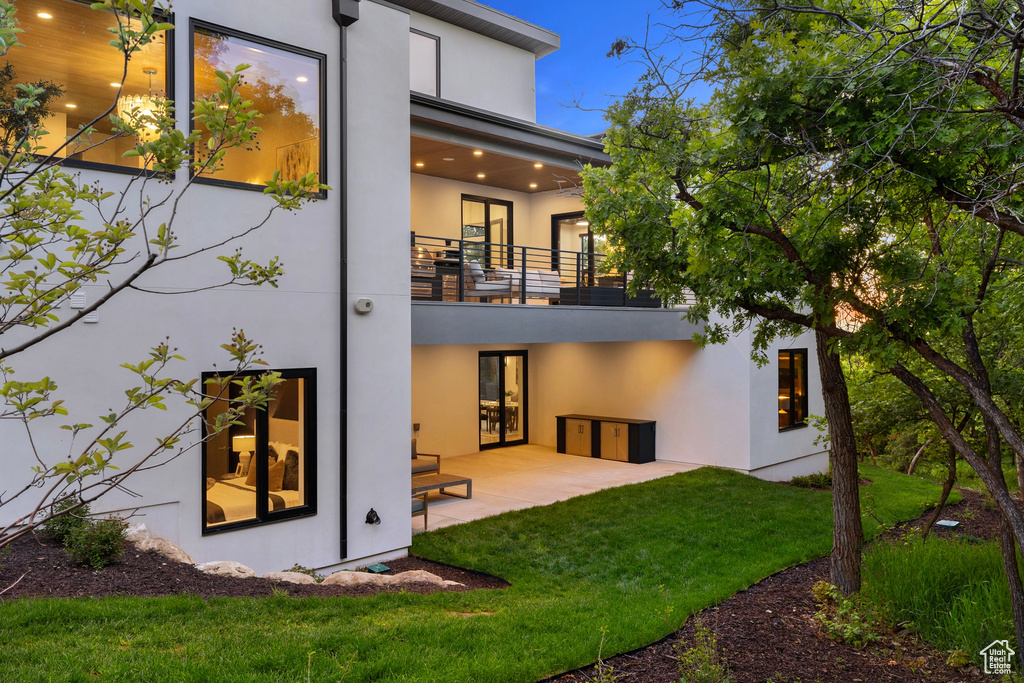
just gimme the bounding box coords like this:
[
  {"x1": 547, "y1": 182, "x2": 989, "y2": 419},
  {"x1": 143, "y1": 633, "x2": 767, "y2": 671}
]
[{"x1": 0, "y1": 465, "x2": 946, "y2": 682}]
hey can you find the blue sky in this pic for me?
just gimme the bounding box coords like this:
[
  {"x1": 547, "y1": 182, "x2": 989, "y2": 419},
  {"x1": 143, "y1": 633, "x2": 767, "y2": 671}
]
[{"x1": 483, "y1": 1, "x2": 674, "y2": 136}]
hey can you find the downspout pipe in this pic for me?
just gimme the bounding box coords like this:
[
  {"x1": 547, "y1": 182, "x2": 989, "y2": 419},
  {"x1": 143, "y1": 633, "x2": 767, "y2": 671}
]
[{"x1": 333, "y1": 0, "x2": 358, "y2": 559}]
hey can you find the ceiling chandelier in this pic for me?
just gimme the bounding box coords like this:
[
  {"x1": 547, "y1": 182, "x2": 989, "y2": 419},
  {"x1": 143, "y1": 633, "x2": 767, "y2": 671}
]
[{"x1": 116, "y1": 68, "x2": 162, "y2": 141}]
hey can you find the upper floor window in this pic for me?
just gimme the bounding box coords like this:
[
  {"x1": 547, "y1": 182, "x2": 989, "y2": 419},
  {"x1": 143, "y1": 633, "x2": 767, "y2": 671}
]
[
  {"x1": 778, "y1": 349, "x2": 808, "y2": 431},
  {"x1": 191, "y1": 21, "x2": 325, "y2": 191},
  {"x1": 7, "y1": 0, "x2": 169, "y2": 172},
  {"x1": 410, "y1": 29, "x2": 439, "y2": 97},
  {"x1": 202, "y1": 368, "x2": 317, "y2": 532}
]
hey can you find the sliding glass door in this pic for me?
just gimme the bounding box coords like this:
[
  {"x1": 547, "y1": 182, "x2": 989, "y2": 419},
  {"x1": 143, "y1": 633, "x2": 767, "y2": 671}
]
[{"x1": 479, "y1": 351, "x2": 527, "y2": 449}]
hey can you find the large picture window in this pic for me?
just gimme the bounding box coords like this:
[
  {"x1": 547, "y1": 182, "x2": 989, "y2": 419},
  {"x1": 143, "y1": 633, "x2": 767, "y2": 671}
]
[
  {"x1": 7, "y1": 0, "x2": 169, "y2": 171},
  {"x1": 202, "y1": 368, "x2": 316, "y2": 532},
  {"x1": 191, "y1": 21, "x2": 325, "y2": 190},
  {"x1": 778, "y1": 349, "x2": 808, "y2": 431}
]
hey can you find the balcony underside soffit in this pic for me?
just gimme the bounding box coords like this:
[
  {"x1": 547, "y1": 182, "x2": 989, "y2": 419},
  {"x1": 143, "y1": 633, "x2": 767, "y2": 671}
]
[{"x1": 410, "y1": 135, "x2": 588, "y2": 195}]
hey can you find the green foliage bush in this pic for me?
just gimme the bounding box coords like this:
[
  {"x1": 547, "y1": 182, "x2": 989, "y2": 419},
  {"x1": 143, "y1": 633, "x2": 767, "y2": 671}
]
[
  {"x1": 287, "y1": 563, "x2": 325, "y2": 583},
  {"x1": 790, "y1": 471, "x2": 832, "y2": 489},
  {"x1": 43, "y1": 497, "x2": 91, "y2": 544},
  {"x1": 811, "y1": 581, "x2": 881, "y2": 648},
  {"x1": 862, "y1": 536, "x2": 1021, "y2": 663},
  {"x1": 64, "y1": 517, "x2": 126, "y2": 570},
  {"x1": 676, "y1": 617, "x2": 732, "y2": 683}
]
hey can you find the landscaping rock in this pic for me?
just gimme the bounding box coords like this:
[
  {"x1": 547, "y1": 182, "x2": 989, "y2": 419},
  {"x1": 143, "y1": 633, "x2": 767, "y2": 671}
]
[
  {"x1": 263, "y1": 571, "x2": 317, "y2": 585},
  {"x1": 135, "y1": 537, "x2": 194, "y2": 564},
  {"x1": 322, "y1": 570, "x2": 385, "y2": 586},
  {"x1": 195, "y1": 561, "x2": 256, "y2": 579},
  {"x1": 322, "y1": 569, "x2": 462, "y2": 587},
  {"x1": 124, "y1": 523, "x2": 151, "y2": 543},
  {"x1": 393, "y1": 570, "x2": 463, "y2": 587}
]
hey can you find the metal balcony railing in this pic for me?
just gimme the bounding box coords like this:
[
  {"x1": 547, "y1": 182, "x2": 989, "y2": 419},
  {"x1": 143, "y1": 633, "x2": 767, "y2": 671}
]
[{"x1": 410, "y1": 234, "x2": 665, "y2": 308}]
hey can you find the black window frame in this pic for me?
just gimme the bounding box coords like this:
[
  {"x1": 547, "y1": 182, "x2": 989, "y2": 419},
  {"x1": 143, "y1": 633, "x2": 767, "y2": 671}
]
[
  {"x1": 201, "y1": 367, "x2": 318, "y2": 534},
  {"x1": 778, "y1": 349, "x2": 809, "y2": 432},
  {"x1": 188, "y1": 19, "x2": 328, "y2": 197},
  {"x1": 22, "y1": 0, "x2": 175, "y2": 178},
  {"x1": 409, "y1": 28, "x2": 440, "y2": 98},
  {"x1": 462, "y1": 194, "x2": 514, "y2": 269}
]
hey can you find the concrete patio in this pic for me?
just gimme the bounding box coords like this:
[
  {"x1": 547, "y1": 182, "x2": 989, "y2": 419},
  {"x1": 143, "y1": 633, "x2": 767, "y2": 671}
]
[{"x1": 412, "y1": 444, "x2": 697, "y2": 531}]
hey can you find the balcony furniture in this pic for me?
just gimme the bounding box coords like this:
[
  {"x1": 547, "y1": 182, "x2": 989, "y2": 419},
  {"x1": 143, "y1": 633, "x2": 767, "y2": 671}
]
[
  {"x1": 463, "y1": 260, "x2": 514, "y2": 301},
  {"x1": 411, "y1": 438, "x2": 441, "y2": 476},
  {"x1": 496, "y1": 268, "x2": 561, "y2": 302},
  {"x1": 412, "y1": 493, "x2": 428, "y2": 528},
  {"x1": 556, "y1": 414, "x2": 656, "y2": 463},
  {"x1": 411, "y1": 472, "x2": 473, "y2": 500}
]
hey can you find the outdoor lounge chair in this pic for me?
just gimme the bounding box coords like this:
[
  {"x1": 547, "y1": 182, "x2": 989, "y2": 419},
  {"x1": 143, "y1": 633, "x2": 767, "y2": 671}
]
[
  {"x1": 463, "y1": 260, "x2": 514, "y2": 301},
  {"x1": 411, "y1": 492, "x2": 428, "y2": 528},
  {"x1": 411, "y1": 438, "x2": 440, "y2": 476}
]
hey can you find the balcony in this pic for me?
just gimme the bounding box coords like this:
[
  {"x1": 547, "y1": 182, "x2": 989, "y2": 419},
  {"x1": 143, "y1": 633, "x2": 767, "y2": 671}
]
[
  {"x1": 410, "y1": 234, "x2": 663, "y2": 307},
  {"x1": 410, "y1": 234, "x2": 698, "y2": 346}
]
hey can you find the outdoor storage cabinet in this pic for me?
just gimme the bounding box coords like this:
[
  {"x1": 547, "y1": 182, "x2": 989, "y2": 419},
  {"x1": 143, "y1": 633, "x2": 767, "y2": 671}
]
[{"x1": 556, "y1": 415, "x2": 656, "y2": 463}]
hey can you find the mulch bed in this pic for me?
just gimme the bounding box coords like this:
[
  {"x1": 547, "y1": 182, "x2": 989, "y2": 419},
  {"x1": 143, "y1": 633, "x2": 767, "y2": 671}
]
[
  {"x1": 0, "y1": 536, "x2": 507, "y2": 600},
  {"x1": 0, "y1": 486, "x2": 1005, "y2": 683},
  {"x1": 543, "y1": 487, "x2": 1003, "y2": 683}
]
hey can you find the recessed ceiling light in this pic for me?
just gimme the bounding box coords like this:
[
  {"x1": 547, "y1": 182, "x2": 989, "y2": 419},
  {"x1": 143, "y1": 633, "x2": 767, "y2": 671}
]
[
  {"x1": 529, "y1": 183, "x2": 538, "y2": 189},
  {"x1": 37, "y1": 12, "x2": 52, "y2": 19},
  {"x1": 110, "y1": 82, "x2": 121, "y2": 88},
  {"x1": 217, "y1": 104, "x2": 229, "y2": 110},
  {"x1": 415, "y1": 162, "x2": 424, "y2": 167},
  {"x1": 477, "y1": 173, "x2": 485, "y2": 178},
  {"x1": 442, "y1": 157, "x2": 454, "y2": 161},
  {"x1": 473, "y1": 150, "x2": 483, "y2": 156},
  {"x1": 296, "y1": 76, "x2": 308, "y2": 83},
  {"x1": 65, "y1": 103, "x2": 77, "y2": 109},
  {"x1": 534, "y1": 163, "x2": 543, "y2": 168}
]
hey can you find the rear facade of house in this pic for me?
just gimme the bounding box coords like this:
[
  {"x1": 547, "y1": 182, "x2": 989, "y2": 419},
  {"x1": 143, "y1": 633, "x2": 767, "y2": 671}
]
[{"x1": 0, "y1": 0, "x2": 827, "y2": 574}]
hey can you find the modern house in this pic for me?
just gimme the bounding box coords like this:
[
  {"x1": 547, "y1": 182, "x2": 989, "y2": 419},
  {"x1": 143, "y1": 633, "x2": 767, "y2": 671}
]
[{"x1": 1, "y1": 0, "x2": 827, "y2": 575}]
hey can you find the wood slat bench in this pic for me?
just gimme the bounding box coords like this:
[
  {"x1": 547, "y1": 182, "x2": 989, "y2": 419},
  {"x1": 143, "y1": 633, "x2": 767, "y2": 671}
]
[{"x1": 410, "y1": 472, "x2": 472, "y2": 499}]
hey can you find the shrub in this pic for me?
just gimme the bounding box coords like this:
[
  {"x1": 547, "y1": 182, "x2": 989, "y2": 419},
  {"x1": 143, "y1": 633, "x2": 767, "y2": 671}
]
[
  {"x1": 790, "y1": 471, "x2": 832, "y2": 489},
  {"x1": 287, "y1": 563, "x2": 325, "y2": 583},
  {"x1": 676, "y1": 617, "x2": 731, "y2": 683},
  {"x1": 811, "y1": 581, "x2": 880, "y2": 648},
  {"x1": 64, "y1": 517, "x2": 126, "y2": 569},
  {"x1": 43, "y1": 497, "x2": 91, "y2": 544}
]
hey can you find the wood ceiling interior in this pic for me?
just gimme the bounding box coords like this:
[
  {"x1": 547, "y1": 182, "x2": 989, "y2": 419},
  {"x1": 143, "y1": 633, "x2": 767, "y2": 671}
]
[
  {"x1": 11, "y1": 0, "x2": 166, "y2": 132},
  {"x1": 411, "y1": 135, "x2": 583, "y2": 194}
]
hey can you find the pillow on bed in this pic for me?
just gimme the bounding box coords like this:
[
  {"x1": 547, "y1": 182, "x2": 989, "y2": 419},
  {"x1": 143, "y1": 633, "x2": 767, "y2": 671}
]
[
  {"x1": 268, "y1": 458, "x2": 286, "y2": 492},
  {"x1": 206, "y1": 477, "x2": 217, "y2": 490},
  {"x1": 283, "y1": 450, "x2": 300, "y2": 491},
  {"x1": 245, "y1": 460, "x2": 258, "y2": 486},
  {"x1": 268, "y1": 444, "x2": 280, "y2": 463}
]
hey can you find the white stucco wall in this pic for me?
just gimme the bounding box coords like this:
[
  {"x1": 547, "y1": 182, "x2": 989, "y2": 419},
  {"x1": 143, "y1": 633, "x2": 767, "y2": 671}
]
[
  {"x1": 0, "y1": 0, "x2": 419, "y2": 575},
  {"x1": 343, "y1": 0, "x2": 415, "y2": 569},
  {"x1": 410, "y1": 13, "x2": 537, "y2": 121}
]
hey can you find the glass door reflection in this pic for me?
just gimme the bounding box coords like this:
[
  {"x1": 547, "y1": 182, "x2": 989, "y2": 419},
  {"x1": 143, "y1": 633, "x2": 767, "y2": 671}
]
[{"x1": 479, "y1": 351, "x2": 527, "y2": 449}]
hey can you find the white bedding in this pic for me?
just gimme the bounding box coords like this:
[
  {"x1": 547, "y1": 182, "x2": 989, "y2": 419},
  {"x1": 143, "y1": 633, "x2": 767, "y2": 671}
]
[{"x1": 205, "y1": 479, "x2": 302, "y2": 525}]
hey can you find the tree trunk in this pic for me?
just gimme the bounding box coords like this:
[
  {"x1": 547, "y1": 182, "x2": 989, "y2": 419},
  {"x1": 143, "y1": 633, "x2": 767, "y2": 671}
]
[
  {"x1": 816, "y1": 330, "x2": 863, "y2": 596},
  {"x1": 921, "y1": 445, "x2": 956, "y2": 539},
  {"x1": 999, "y1": 521, "x2": 1024, "y2": 662},
  {"x1": 866, "y1": 434, "x2": 878, "y2": 466},
  {"x1": 907, "y1": 437, "x2": 932, "y2": 475},
  {"x1": 1018, "y1": 452, "x2": 1024, "y2": 503},
  {"x1": 891, "y1": 363, "x2": 1024, "y2": 556}
]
